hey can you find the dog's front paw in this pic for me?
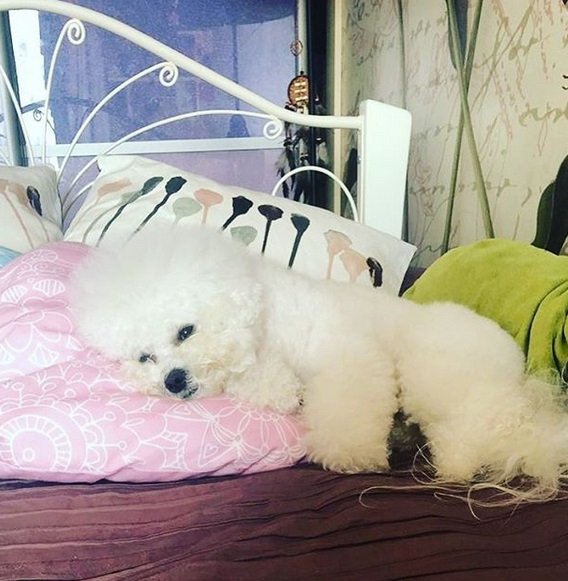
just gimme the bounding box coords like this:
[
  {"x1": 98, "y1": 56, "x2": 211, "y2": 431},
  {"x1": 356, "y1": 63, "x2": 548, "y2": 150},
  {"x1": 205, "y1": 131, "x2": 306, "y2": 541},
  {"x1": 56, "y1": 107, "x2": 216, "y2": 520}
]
[
  {"x1": 236, "y1": 388, "x2": 302, "y2": 415},
  {"x1": 309, "y1": 455, "x2": 390, "y2": 474},
  {"x1": 226, "y1": 352, "x2": 304, "y2": 414}
]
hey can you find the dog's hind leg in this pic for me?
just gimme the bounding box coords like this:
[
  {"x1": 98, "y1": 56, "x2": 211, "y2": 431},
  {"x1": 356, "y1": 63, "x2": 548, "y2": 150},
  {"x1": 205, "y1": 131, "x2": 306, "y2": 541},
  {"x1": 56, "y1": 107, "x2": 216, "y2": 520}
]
[
  {"x1": 412, "y1": 377, "x2": 568, "y2": 491},
  {"x1": 302, "y1": 350, "x2": 399, "y2": 473},
  {"x1": 396, "y1": 301, "x2": 568, "y2": 489}
]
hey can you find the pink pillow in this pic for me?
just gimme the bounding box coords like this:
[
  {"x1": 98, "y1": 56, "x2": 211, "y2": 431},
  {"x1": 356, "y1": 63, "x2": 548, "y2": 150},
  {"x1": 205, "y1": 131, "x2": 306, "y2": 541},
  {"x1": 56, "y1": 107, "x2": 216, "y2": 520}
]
[{"x1": 0, "y1": 242, "x2": 305, "y2": 483}]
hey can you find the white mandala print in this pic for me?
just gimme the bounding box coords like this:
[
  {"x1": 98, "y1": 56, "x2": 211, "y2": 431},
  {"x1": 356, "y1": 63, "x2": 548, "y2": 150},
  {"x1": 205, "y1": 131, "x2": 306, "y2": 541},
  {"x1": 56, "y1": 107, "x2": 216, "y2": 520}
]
[{"x1": 0, "y1": 414, "x2": 73, "y2": 471}]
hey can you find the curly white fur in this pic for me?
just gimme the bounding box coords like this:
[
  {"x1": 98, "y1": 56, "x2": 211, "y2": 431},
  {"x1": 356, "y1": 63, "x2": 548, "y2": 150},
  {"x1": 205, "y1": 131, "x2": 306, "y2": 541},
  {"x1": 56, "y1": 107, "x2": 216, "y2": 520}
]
[{"x1": 69, "y1": 225, "x2": 568, "y2": 500}]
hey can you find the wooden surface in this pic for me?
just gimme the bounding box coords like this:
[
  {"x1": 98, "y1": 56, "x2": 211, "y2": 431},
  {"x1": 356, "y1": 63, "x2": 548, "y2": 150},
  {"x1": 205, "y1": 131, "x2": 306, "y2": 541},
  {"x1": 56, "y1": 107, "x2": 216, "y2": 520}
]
[{"x1": 1, "y1": 465, "x2": 568, "y2": 580}]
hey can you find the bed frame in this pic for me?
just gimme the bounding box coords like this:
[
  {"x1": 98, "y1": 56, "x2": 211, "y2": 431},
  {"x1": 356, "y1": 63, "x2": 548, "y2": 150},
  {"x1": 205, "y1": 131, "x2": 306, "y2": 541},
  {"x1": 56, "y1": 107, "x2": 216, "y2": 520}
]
[{"x1": 0, "y1": 0, "x2": 411, "y2": 239}]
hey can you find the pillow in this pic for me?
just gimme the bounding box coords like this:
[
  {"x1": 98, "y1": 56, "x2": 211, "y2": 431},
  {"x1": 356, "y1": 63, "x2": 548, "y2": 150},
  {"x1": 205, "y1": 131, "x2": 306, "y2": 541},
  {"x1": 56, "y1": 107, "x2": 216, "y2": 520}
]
[
  {"x1": 0, "y1": 165, "x2": 63, "y2": 252},
  {"x1": 0, "y1": 242, "x2": 305, "y2": 483},
  {"x1": 64, "y1": 155, "x2": 416, "y2": 295},
  {"x1": 0, "y1": 246, "x2": 20, "y2": 268}
]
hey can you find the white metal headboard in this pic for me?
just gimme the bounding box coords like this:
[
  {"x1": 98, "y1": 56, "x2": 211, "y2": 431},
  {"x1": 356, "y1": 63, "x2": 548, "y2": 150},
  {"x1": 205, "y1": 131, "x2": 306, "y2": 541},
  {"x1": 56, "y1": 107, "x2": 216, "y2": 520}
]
[{"x1": 0, "y1": 0, "x2": 411, "y2": 238}]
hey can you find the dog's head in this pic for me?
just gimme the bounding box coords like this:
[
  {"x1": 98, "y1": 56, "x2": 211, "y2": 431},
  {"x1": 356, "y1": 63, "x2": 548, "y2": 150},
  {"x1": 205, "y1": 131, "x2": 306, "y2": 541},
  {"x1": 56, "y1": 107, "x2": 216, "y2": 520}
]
[{"x1": 70, "y1": 226, "x2": 263, "y2": 399}]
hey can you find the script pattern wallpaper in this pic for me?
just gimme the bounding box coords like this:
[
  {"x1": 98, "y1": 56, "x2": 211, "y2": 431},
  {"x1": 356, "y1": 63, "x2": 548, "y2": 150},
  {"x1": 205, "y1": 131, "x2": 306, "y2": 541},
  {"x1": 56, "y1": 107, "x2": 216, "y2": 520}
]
[{"x1": 341, "y1": 0, "x2": 568, "y2": 266}]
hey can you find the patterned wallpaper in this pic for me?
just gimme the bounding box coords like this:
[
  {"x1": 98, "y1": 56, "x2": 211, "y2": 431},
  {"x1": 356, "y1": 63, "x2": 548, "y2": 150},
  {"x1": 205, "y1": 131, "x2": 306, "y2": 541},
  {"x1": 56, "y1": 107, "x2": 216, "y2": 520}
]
[{"x1": 341, "y1": 0, "x2": 568, "y2": 266}]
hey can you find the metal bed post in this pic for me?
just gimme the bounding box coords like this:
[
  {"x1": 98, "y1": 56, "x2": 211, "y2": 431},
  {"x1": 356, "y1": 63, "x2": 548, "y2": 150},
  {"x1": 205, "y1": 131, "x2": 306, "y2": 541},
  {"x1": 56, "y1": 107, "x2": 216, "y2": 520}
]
[{"x1": 358, "y1": 99, "x2": 411, "y2": 239}]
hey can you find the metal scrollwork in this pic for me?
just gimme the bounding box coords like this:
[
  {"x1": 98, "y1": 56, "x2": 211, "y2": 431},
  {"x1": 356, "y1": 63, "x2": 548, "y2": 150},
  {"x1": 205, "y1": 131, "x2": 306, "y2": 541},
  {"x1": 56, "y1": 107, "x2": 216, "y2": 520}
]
[
  {"x1": 159, "y1": 62, "x2": 179, "y2": 87},
  {"x1": 32, "y1": 107, "x2": 43, "y2": 122},
  {"x1": 64, "y1": 18, "x2": 86, "y2": 46},
  {"x1": 262, "y1": 118, "x2": 284, "y2": 140}
]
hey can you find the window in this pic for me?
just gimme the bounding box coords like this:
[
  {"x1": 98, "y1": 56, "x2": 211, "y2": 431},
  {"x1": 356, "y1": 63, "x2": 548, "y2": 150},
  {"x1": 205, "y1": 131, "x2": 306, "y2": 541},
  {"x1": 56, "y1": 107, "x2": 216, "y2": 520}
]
[{"x1": 1, "y1": 0, "x2": 303, "y2": 198}]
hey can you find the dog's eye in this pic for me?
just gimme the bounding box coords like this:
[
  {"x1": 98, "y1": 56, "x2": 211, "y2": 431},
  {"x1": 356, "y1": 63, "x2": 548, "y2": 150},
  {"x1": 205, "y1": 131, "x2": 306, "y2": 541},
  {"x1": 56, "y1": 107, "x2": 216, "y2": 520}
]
[
  {"x1": 177, "y1": 325, "x2": 195, "y2": 343},
  {"x1": 139, "y1": 353, "x2": 156, "y2": 364}
]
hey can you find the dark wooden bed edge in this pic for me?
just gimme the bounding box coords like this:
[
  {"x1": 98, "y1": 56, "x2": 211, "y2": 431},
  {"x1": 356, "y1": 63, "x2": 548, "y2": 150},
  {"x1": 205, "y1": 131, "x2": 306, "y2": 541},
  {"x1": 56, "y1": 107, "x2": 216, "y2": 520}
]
[{"x1": 2, "y1": 464, "x2": 568, "y2": 580}]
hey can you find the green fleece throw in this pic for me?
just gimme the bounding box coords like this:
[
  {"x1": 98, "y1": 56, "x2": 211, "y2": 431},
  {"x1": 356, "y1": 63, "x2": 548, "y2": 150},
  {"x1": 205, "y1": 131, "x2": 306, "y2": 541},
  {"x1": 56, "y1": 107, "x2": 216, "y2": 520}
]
[{"x1": 404, "y1": 239, "x2": 568, "y2": 380}]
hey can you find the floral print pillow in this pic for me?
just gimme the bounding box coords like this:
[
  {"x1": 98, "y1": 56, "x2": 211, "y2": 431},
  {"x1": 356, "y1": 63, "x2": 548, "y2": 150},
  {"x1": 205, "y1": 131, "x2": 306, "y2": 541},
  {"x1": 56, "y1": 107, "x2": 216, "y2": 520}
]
[
  {"x1": 0, "y1": 242, "x2": 305, "y2": 482},
  {"x1": 0, "y1": 165, "x2": 63, "y2": 253},
  {"x1": 65, "y1": 155, "x2": 416, "y2": 295}
]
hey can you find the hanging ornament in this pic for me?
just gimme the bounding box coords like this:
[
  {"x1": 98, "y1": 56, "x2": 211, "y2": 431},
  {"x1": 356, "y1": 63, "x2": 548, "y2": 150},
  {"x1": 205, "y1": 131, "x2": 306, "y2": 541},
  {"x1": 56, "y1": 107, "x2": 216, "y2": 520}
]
[
  {"x1": 287, "y1": 72, "x2": 309, "y2": 108},
  {"x1": 289, "y1": 39, "x2": 303, "y2": 57}
]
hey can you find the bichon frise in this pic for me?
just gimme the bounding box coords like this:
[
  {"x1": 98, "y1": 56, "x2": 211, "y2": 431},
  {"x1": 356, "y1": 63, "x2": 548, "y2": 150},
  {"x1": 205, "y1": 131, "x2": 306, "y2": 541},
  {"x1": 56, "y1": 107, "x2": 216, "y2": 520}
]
[{"x1": 69, "y1": 225, "x2": 568, "y2": 499}]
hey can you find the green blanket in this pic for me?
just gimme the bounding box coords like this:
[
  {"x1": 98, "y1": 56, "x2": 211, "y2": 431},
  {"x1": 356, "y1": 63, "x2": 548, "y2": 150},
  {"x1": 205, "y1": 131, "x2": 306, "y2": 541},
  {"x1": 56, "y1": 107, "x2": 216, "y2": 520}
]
[{"x1": 404, "y1": 239, "x2": 568, "y2": 380}]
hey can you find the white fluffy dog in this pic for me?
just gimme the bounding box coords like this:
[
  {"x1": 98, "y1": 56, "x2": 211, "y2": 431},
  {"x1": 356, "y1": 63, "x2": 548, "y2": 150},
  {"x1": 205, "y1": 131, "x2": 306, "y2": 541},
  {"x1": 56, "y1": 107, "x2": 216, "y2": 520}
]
[{"x1": 70, "y1": 225, "x2": 568, "y2": 498}]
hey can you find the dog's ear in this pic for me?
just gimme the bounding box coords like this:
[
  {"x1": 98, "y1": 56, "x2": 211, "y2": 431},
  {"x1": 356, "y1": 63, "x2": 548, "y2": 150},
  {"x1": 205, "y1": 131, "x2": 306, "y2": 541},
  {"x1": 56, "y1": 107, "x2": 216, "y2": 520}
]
[
  {"x1": 199, "y1": 274, "x2": 263, "y2": 334},
  {"x1": 228, "y1": 278, "x2": 263, "y2": 328}
]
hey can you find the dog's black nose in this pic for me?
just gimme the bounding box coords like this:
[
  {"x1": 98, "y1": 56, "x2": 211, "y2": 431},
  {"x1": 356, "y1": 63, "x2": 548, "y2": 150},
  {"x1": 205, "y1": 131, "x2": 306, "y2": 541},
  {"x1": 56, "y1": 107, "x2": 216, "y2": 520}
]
[{"x1": 164, "y1": 368, "x2": 188, "y2": 394}]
